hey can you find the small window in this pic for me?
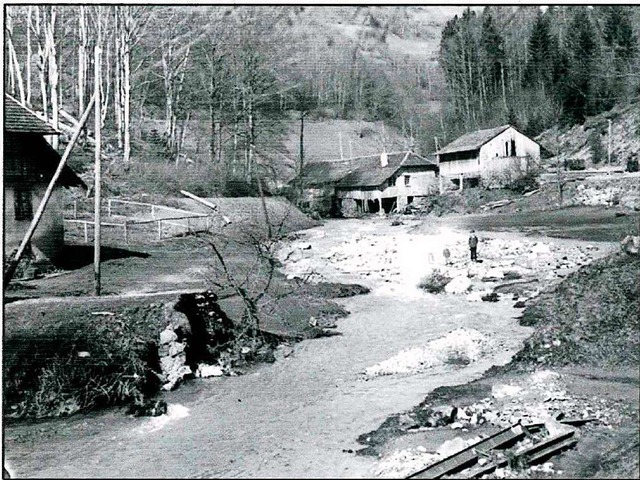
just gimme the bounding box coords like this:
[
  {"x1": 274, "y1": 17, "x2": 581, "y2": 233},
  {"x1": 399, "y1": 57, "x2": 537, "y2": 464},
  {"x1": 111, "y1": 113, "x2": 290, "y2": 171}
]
[
  {"x1": 404, "y1": 175, "x2": 411, "y2": 186},
  {"x1": 14, "y1": 187, "x2": 33, "y2": 221},
  {"x1": 511, "y1": 139, "x2": 517, "y2": 156}
]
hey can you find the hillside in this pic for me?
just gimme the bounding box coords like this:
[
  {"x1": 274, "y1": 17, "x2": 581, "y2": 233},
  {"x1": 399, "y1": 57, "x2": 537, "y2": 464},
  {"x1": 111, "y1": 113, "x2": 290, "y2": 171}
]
[{"x1": 536, "y1": 103, "x2": 640, "y2": 170}]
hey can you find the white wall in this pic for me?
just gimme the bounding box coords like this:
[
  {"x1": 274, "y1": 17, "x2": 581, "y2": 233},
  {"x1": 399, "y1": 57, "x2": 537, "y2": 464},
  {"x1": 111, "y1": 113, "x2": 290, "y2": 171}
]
[
  {"x1": 439, "y1": 158, "x2": 480, "y2": 177},
  {"x1": 336, "y1": 169, "x2": 438, "y2": 209},
  {"x1": 4, "y1": 185, "x2": 65, "y2": 260},
  {"x1": 479, "y1": 127, "x2": 540, "y2": 165}
]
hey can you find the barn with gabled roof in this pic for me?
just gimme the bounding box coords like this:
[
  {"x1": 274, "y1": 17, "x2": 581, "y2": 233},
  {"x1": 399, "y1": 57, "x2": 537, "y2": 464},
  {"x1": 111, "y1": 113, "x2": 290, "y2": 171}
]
[{"x1": 437, "y1": 124, "x2": 541, "y2": 188}]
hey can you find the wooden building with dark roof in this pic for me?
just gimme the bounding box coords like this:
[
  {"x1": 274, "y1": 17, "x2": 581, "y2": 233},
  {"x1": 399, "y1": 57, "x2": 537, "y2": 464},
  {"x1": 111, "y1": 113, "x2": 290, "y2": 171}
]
[
  {"x1": 4, "y1": 95, "x2": 86, "y2": 262},
  {"x1": 296, "y1": 151, "x2": 439, "y2": 216},
  {"x1": 437, "y1": 124, "x2": 541, "y2": 188}
]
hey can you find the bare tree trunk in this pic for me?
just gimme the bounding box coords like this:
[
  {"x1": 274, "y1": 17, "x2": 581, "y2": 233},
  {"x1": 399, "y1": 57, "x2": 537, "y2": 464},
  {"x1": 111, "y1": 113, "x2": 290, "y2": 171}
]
[
  {"x1": 6, "y1": 12, "x2": 26, "y2": 104},
  {"x1": 33, "y1": 7, "x2": 49, "y2": 121},
  {"x1": 44, "y1": 6, "x2": 59, "y2": 149},
  {"x1": 77, "y1": 6, "x2": 87, "y2": 116},
  {"x1": 26, "y1": 7, "x2": 33, "y2": 105},
  {"x1": 122, "y1": 8, "x2": 131, "y2": 162}
]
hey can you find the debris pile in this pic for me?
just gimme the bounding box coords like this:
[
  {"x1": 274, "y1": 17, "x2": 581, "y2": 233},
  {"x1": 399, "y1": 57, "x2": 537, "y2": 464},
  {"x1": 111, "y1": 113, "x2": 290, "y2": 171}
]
[
  {"x1": 372, "y1": 369, "x2": 626, "y2": 477},
  {"x1": 364, "y1": 328, "x2": 497, "y2": 378}
]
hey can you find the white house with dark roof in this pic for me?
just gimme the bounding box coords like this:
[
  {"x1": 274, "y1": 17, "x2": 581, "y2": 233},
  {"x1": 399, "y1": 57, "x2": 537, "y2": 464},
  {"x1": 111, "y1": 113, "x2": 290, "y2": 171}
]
[
  {"x1": 437, "y1": 125, "x2": 541, "y2": 188},
  {"x1": 295, "y1": 151, "x2": 439, "y2": 216}
]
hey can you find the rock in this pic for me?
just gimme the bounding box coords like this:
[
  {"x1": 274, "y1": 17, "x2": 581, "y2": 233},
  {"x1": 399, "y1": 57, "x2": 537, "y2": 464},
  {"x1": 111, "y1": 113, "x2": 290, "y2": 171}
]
[
  {"x1": 514, "y1": 301, "x2": 526, "y2": 308},
  {"x1": 445, "y1": 275, "x2": 472, "y2": 294},
  {"x1": 160, "y1": 329, "x2": 178, "y2": 345},
  {"x1": 163, "y1": 303, "x2": 191, "y2": 333},
  {"x1": 492, "y1": 384, "x2": 523, "y2": 399},
  {"x1": 450, "y1": 422, "x2": 464, "y2": 430},
  {"x1": 168, "y1": 342, "x2": 185, "y2": 357},
  {"x1": 436, "y1": 437, "x2": 467, "y2": 456},
  {"x1": 621, "y1": 235, "x2": 640, "y2": 256},
  {"x1": 127, "y1": 399, "x2": 168, "y2": 417},
  {"x1": 481, "y1": 292, "x2": 500, "y2": 302},
  {"x1": 197, "y1": 364, "x2": 224, "y2": 378},
  {"x1": 531, "y1": 243, "x2": 551, "y2": 255}
]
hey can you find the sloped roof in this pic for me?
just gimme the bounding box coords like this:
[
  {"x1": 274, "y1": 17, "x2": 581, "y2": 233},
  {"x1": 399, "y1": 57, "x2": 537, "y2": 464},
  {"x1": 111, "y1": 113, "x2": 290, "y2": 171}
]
[
  {"x1": 4, "y1": 95, "x2": 60, "y2": 134},
  {"x1": 297, "y1": 151, "x2": 437, "y2": 189},
  {"x1": 438, "y1": 125, "x2": 511, "y2": 155},
  {"x1": 4, "y1": 132, "x2": 86, "y2": 188}
]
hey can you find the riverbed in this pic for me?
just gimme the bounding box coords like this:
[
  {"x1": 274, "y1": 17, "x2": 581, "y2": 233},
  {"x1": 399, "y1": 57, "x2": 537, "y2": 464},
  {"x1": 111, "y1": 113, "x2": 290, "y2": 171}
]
[{"x1": 3, "y1": 217, "x2": 616, "y2": 478}]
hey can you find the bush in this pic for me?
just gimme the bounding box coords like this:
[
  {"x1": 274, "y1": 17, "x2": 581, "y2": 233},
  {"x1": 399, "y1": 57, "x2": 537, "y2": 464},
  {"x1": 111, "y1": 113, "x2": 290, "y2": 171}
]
[
  {"x1": 565, "y1": 158, "x2": 586, "y2": 171},
  {"x1": 418, "y1": 269, "x2": 452, "y2": 294},
  {"x1": 505, "y1": 171, "x2": 540, "y2": 194},
  {"x1": 627, "y1": 157, "x2": 639, "y2": 172},
  {"x1": 3, "y1": 305, "x2": 164, "y2": 418}
]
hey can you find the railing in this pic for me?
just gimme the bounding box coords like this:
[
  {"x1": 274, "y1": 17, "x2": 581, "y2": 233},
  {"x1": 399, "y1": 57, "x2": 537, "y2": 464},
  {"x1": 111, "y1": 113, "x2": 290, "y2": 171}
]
[{"x1": 64, "y1": 198, "x2": 213, "y2": 245}]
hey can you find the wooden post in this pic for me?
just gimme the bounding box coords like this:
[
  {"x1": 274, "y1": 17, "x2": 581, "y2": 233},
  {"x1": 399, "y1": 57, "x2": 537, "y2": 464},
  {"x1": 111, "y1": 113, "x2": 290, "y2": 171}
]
[
  {"x1": 608, "y1": 119, "x2": 612, "y2": 168},
  {"x1": 123, "y1": 222, "x2": 128, "y2": 244},
  {"x1": 157, "y1": 220, "x2": 162, "y2": 240},
  {"x1": 3, "y1": 93, "x2": 97, "y2": 287},
  {"x1": 107, "y1": 198, "x2": 112, "y2": 217},
  {"x1": 94, "y1": 45, "x2": 102, "y2": 296},
  {"x1": 73, "y1": 199, "x2": 77, "y2": 219},
  {"x1": 84, "y1": 222, "x2": 89, "y2": 243},
  {"x1": 338, "y1": 132, "x2": 344, "y2": 159},
  {"x1": 459, "y1": 173, "x2": 464, "y2": 191}
]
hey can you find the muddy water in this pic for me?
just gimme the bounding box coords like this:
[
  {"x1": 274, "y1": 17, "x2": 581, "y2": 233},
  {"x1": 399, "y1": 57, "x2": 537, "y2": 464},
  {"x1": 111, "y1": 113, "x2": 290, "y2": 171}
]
[{"x1": 5, "y1": 218, "x2": 579, "y2": 478}]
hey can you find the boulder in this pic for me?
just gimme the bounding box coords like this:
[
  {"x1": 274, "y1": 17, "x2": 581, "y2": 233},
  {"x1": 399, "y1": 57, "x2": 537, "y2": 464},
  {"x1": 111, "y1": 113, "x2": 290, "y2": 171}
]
[
  {"x1": 621, "y1": 235, "x2": 640, "y2": 256},
  {"x1": 196, "y1": 364, "x2": 224, "y2": 378},
  {"x1": 445, "y1": 275, "x2": 472, "y2": 294},
  {"x1": 159, "y1": 329, "x2": 178, "y2": 345}
]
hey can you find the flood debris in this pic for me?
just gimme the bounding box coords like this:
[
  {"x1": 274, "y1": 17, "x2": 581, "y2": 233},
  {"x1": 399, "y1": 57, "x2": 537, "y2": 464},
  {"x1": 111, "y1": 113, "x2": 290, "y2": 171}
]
[
  {"x1": 373, "y1": 369, "x2": 626, "y2": 478},
  {"x1": 363, "y1": 328, "x2": 497, "y2": 378}
]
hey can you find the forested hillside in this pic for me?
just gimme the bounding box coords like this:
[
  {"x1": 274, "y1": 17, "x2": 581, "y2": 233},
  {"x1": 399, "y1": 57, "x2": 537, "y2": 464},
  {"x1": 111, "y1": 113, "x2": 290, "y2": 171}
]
[{"x1": 4, "y1": 6, "x2": 639, "y2": 196}]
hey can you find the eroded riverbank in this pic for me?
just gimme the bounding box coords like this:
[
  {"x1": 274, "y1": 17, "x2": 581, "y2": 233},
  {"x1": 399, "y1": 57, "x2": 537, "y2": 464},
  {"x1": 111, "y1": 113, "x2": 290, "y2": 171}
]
[{"x1": 3, "y1": 217, "x2": 616, "y2": 478}]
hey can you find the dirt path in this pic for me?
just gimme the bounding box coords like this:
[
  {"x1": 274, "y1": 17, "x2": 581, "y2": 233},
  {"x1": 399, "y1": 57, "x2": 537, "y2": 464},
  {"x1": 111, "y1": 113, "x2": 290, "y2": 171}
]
[{"x1": 3, "y1": 218, "x2": 616, "y2": 478}]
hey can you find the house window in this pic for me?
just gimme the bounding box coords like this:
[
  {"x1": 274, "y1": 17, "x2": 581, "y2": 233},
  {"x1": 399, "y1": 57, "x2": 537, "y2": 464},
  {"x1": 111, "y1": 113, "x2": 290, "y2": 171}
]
[
  {"x1": 511, "y1": 139, "x2": 517, "y2": 156},
  {"x1": 389, "y1": 177, "x2": 397, "y2": 187},
  {"x1": 505, "y1": 141, "x2": 509, "y2": 157},
  {"x1": 14, "y1": 187, "x2": 33, "y2": 221},
  {"x1": 404, "y1": 175, "x2": 411, "y2": 186}
]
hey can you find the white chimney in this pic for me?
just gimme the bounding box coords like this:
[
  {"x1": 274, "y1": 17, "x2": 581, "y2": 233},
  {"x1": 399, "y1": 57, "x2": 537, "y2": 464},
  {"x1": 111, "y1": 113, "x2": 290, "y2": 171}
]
[{"x1": 380, "y1": 151, "x2": 388, "y2": 167}]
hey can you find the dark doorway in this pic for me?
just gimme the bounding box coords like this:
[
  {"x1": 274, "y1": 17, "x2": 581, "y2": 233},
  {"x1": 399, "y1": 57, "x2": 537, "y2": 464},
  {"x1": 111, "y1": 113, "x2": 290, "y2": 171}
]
[
  {"x1": 367, "y1": 199, "x2": 380, "y2": 213},
  {"x1": 381, "y1": 197, "x2": 397, "y2": 213}
]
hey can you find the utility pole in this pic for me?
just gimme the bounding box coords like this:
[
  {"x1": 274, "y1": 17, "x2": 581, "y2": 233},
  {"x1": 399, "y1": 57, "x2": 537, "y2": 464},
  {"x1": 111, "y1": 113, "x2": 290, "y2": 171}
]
[
  {"x1": 94, "y1": 45, "x2": 102, "y2": 295},
  {"x1": 608, "y1": 119, "x2": 612, "y2": 168}
]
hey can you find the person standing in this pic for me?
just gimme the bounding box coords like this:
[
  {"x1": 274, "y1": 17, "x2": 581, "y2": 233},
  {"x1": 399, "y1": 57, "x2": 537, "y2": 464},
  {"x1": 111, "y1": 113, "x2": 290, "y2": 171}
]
[{"x1": 469, "y1": 230, "x2": 478, "y2": 262}]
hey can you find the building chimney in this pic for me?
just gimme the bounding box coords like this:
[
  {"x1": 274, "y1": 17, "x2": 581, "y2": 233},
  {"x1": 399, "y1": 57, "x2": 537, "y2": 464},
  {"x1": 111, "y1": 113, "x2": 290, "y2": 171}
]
[{"x1": 380, "y1": 151, "x2": 388, "y2": 167}]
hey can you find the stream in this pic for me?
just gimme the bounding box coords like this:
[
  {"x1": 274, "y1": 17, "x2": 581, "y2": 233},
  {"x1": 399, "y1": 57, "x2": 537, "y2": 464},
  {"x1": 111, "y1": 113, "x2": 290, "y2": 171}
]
[{"x1": 3, "y1": 217, "x2": 615, "y2": 478}]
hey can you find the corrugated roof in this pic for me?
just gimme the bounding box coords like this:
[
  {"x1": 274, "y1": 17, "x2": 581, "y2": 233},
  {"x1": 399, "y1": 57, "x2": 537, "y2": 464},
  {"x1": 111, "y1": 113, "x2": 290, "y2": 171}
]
[
  {"x1": 437, "y1": 125, "x2": 511, "y2": 155},
  {"x1": 4, "y1": 95, "x2": 60, "y2": 134}
]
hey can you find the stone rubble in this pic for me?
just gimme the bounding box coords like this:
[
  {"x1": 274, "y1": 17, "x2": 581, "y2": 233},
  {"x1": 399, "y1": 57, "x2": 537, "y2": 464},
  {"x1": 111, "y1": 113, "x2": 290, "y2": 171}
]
[
  {"x1": 277, "y1": 225, "x2": 612, "y2": 306},
  {"x1": 364, "y1": 328, "x2": 496, "y2": 378}
]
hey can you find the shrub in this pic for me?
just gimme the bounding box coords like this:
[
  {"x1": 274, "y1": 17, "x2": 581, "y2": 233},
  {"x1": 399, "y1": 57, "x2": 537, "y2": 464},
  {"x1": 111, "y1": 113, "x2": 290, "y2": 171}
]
[
  {"x1": 3, "y1": 306, "x2": 164, "y2": 418},
  {"x1": 505, "y1": 171, "x2": 540, "y2": 194},
  {"x1": 565, "y1": 158, "x2": 586, "y2": 171},
  {"x1": 418, "y1": 269, "x2": 452, "y2": 294},
  {"x1": 627, "y1": 157, "x2": 639, "y2": 172}
]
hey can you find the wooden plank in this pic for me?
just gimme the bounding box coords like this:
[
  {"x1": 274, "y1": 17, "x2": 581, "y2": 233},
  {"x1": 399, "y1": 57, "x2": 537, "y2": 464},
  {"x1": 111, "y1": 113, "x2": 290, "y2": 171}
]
[
  {"x1": 406, "y1": 425, "x2": 524, "y2": 479},
  {"x1": 465, "y1": 431, "x2": 576, "y2": 478}
]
